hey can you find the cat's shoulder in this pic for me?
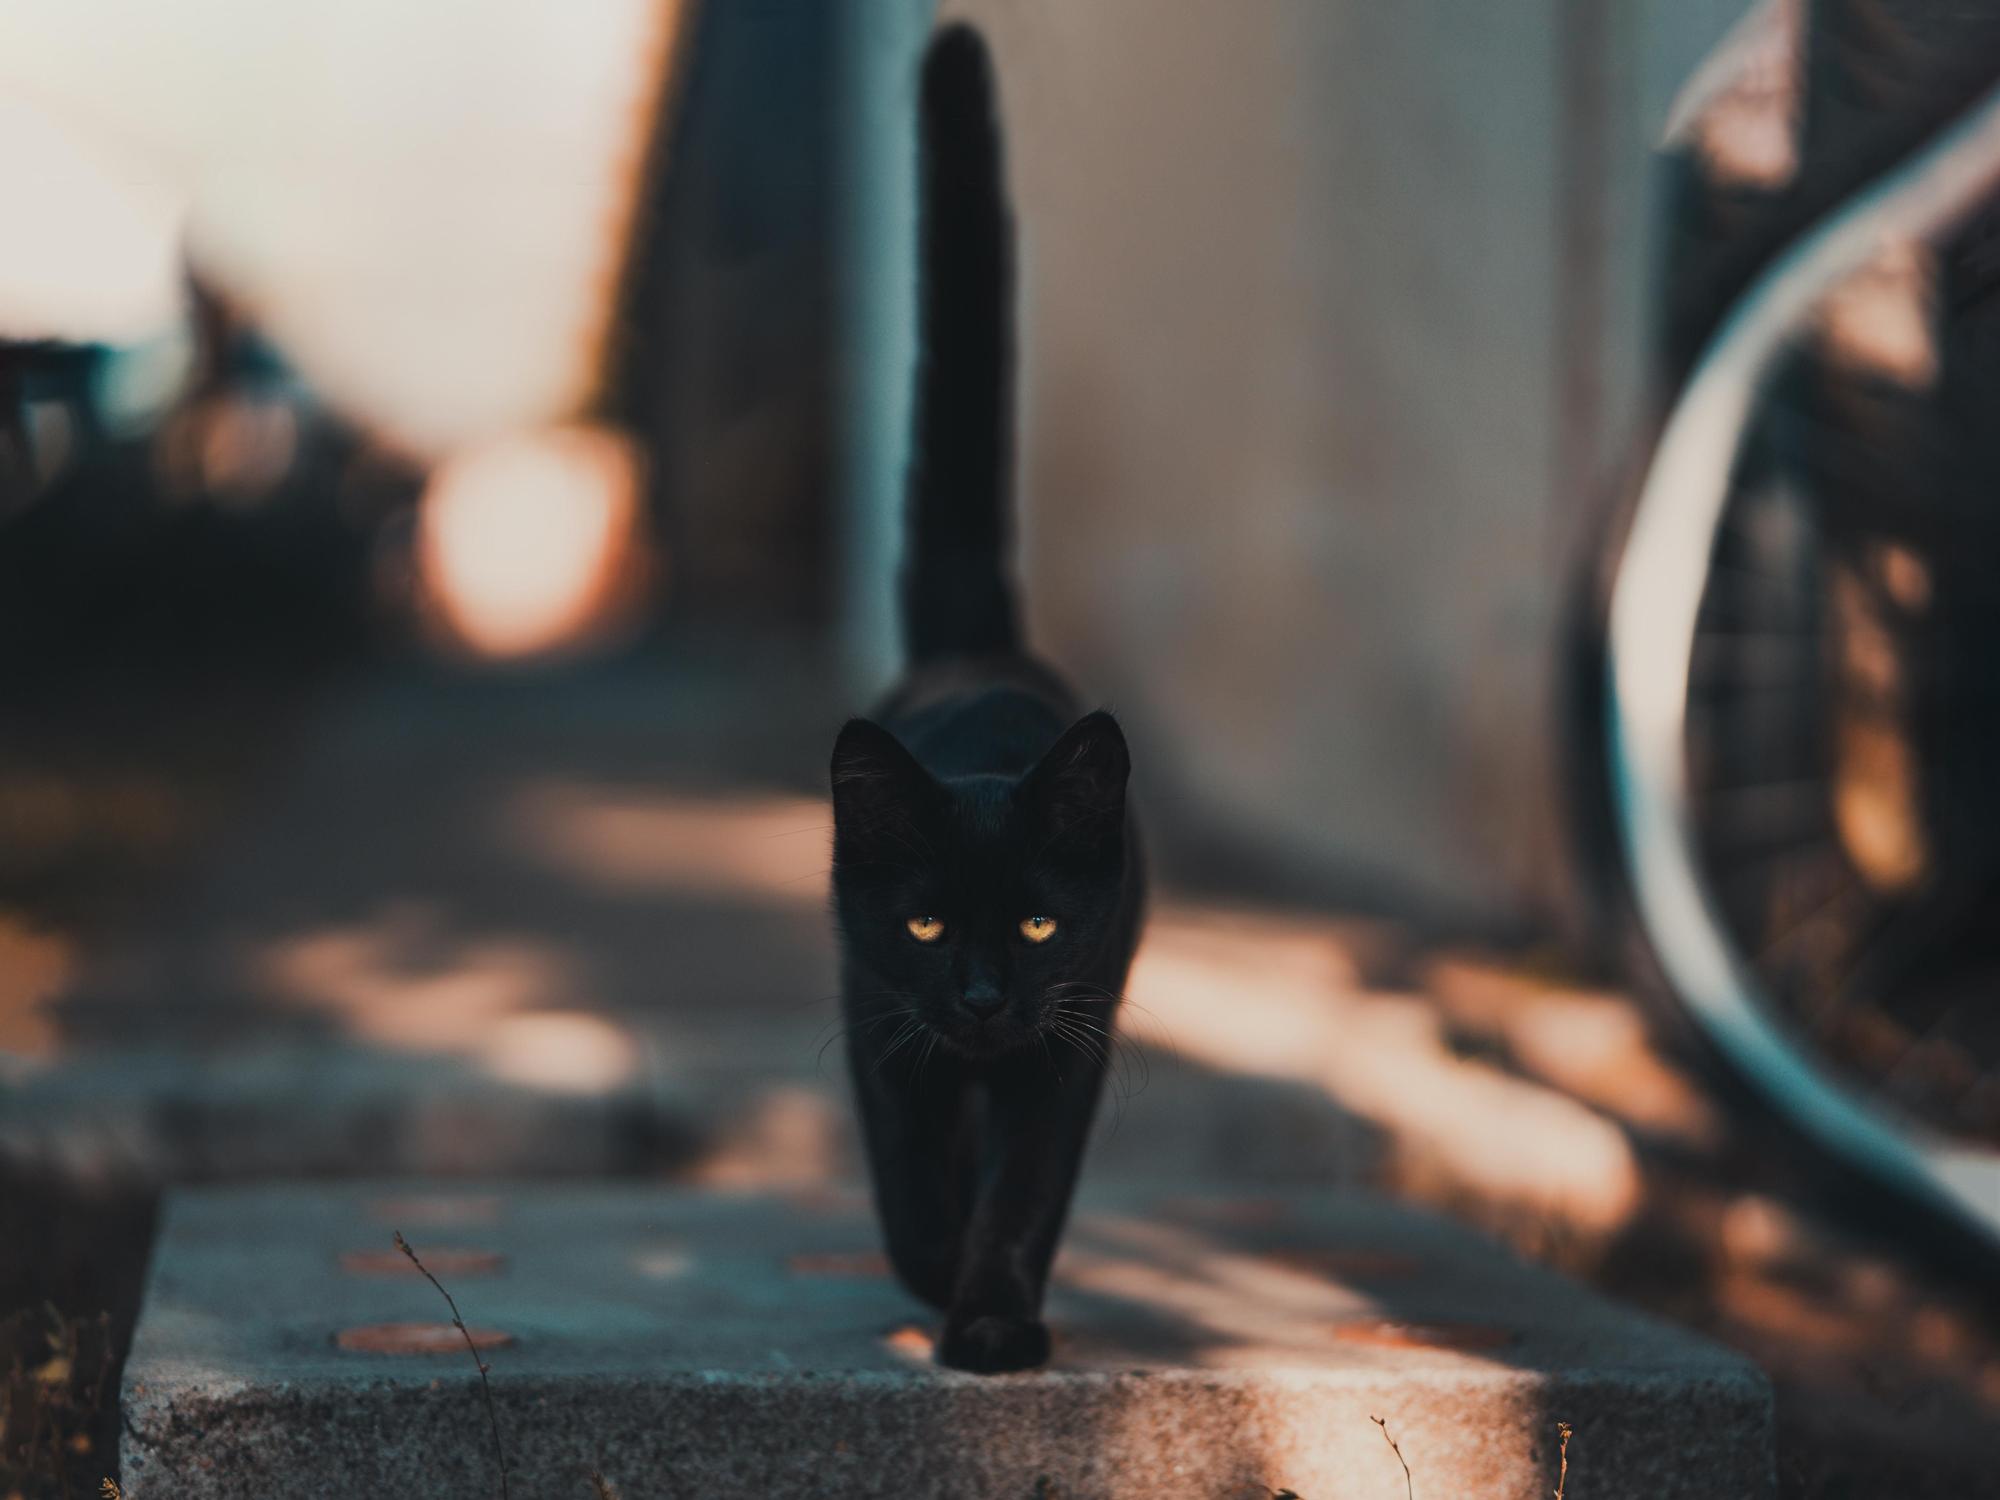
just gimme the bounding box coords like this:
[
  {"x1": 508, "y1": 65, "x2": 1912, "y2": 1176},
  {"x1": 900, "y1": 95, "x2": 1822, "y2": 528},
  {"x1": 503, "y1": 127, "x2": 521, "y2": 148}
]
[
  {"x1": 875, "y1": 654, "x2": 1080, "y2": 778},
  {"x1": 876, "y1": 653, "x2": 1076, "y2": 728}
]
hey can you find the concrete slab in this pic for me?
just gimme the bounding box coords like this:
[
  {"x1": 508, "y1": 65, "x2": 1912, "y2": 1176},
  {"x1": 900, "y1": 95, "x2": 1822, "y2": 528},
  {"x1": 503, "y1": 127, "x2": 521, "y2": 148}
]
[
  {"x1": 1, "y1": 1036, "x2": 1370, "y2": 1190},
  {"x1": 0, "y1": 1046, "x2": 681, "y2": 1179},
  {"x1": 123, "y1": 1182, "x2": 1773, "y2": 1499}
]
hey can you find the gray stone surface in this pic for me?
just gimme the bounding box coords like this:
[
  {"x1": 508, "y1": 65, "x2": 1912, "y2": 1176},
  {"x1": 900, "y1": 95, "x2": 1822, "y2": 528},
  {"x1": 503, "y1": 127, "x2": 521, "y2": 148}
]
[
  {"x1": 0, "y1": 1046, "x2": 678, "y2": 1179},
  {"x1": 124, "y1": 1182, "x2": 1773, "y2": 1499},
  {"x1": 0, "y1": 1035, "x2": 1369, "y2": 1189},
  {"x1": 9, "y1": 667, "x2": 1375, "y2": 1192}
]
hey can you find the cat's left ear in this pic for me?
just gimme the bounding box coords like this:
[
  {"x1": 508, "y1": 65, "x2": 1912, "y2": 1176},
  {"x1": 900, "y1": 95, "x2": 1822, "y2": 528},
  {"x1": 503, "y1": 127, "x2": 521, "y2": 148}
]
[{"x1": 1020, "y1": 710, "x2": 1129, "y2": 857}]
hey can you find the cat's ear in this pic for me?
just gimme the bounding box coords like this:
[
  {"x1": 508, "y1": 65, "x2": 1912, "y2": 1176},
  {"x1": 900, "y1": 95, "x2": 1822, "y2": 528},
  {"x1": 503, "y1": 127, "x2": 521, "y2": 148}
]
[
  {"x1": 831, "y1": 718, "x2": 942, "y2": 857},
  {"x1": 1020, "y1": 710, "x2": 1129, "y2": 858}
]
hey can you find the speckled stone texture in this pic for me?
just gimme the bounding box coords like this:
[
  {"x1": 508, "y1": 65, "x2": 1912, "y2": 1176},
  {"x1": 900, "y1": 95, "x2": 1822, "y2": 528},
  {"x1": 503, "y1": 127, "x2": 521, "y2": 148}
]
[{"x1": 123, "y1": 1183, "x2": 1773, "y2": 1499}]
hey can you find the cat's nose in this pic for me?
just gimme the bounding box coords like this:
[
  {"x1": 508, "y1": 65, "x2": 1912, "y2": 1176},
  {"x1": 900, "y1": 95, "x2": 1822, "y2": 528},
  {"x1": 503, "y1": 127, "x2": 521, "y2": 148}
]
[{"x1": 960, "y1": 985, "x2": 1006, "y2": 1022}]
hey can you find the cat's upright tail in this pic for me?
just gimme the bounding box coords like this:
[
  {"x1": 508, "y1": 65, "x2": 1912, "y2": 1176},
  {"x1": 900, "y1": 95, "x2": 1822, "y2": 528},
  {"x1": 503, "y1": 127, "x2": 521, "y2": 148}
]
[{"x1": 901, "y1": 22, "x2": 1021, "y2": 665}]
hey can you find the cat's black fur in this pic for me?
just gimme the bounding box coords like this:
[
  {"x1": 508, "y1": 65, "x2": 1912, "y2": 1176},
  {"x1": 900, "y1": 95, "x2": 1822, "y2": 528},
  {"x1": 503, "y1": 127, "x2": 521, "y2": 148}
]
[{"x1": 828, "y1": 23, "x2": 1145, "y2": 1375}]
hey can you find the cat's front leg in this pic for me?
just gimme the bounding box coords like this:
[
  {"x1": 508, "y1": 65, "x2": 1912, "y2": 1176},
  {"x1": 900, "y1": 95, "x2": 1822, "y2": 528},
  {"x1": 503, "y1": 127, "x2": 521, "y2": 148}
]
[
  {"x1": 938, "y1": 1045, "x2": 1106, "y2": 1373},
  {"x1": 847, "y1": 1022, "x2": 975, "y2": 1310}
]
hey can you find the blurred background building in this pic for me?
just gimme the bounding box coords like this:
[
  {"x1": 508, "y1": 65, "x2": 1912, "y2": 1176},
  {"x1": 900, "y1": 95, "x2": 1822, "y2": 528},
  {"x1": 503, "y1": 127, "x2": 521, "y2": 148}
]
[{"x1": 0, "y1": 0, "x2": 1765, "y2": 933}]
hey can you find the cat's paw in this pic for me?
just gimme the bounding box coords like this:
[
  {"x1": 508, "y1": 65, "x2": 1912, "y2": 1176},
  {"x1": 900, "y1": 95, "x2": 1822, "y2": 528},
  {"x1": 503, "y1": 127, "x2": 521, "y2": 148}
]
[{"x1": 937, "y1": 1313, "x2": 1051, "y2": 1373}]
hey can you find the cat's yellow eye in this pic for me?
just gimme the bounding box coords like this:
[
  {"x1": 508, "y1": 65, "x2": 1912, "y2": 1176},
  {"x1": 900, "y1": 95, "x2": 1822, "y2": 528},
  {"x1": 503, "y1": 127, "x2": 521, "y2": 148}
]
[
  {"x1": 1019, "y1": 916, "x2": 1058, "y2": 944},
  {"x1": 906, "y1": 916, "x2": 945, "y2": 943}
]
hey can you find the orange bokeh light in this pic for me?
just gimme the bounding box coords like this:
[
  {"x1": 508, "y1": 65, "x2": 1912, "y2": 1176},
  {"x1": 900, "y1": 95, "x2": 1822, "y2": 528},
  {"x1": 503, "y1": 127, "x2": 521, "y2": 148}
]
[{"x1": 416, "y1": 423, "x2": 651, "y2": 660}]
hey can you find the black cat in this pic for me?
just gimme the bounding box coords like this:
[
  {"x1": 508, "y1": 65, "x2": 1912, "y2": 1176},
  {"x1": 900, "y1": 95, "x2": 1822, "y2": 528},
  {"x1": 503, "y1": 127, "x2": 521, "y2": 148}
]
[{"x1": 828, "y1": 23, "x2": 1145, "y2": 1376}]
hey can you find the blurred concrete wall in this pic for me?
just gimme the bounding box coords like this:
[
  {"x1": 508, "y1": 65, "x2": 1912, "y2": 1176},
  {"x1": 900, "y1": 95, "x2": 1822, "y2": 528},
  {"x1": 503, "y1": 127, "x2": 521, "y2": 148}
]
[
  {"x1": 620, "y1": 0, "x2": 842, "y2": 631},
  {"x1": 849, "y1": 2, "x2": 1750, "y2": 925}
]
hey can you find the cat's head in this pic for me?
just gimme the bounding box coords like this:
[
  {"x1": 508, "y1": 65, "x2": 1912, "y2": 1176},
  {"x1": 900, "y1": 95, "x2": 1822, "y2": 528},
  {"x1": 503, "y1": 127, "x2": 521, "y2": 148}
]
[{"x1": 829, "y1": 711, "x2": 1130, "y2": 1059}]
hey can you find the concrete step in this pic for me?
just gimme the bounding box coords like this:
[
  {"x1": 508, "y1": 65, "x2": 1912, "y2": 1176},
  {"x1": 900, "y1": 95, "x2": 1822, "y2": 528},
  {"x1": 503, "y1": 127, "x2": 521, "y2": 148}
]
[
  {"x1": 2, "y1": 1040, "x2": 1369, "y2": 1189},
  {"x1": 122, "y1": 1181, "x2": 1773, "y2": 1499}
]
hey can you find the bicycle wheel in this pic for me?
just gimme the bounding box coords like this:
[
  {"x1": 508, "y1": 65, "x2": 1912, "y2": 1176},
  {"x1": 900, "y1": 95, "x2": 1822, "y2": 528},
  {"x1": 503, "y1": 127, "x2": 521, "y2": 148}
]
[{"x1": 1605, "y1": 80, "x2": 2000, "y2": 1251}]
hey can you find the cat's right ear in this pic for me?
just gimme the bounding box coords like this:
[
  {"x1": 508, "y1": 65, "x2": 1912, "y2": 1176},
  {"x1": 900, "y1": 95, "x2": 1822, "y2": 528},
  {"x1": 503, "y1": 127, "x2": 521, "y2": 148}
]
[{"x1": 830, "y1": 719, "x2": 942, "y2": 857}]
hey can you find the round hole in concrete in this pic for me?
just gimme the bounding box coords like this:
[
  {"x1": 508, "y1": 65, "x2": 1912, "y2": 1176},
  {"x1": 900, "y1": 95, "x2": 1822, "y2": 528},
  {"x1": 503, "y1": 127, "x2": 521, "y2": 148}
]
[
  {"x1": 1155, "y1": 1196, "x2": 1289, "y2": 1227},
  {"x1": 631, "y1": 1246, "x2": 693, "y2": 1280},
  {"x1": 368, "y1": 1195, "x2": 502, "y2": 1227},
  {"x1": 335, "y1": 1322, "x2": 515, "y2": 1355},
  {"x1": 1331, "y1": 1319, "x2": 1515, "y2": 1353},
  {"x1": 787, "y1": 1250, "x2": 890, "y2": 1278},
  {"x1": 339, "y1": 1248, "x2": 506, "y2": 1278}
]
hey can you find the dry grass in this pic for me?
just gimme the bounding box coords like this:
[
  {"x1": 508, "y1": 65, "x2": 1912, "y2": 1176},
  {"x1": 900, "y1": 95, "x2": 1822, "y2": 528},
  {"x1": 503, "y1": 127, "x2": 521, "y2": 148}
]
[
  {"x1": 0, "y1": 1304, "x2": 119, "y2": 1500},
  {"x1": 393, "y1": 1230, "x2": 512, "y2": 1500},
  {"x1": 1369, "y1": 1414, "x2": 1413, "y2": 1500}
]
